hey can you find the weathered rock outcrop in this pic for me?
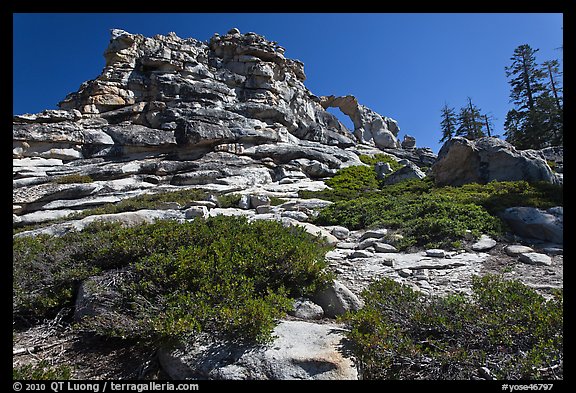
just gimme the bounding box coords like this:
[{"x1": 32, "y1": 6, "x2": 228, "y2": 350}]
[
  {"x1": 158, "y1": 320, "x2": 358, "y2": 380},
  {"x1": 56, "y1": 28, "x2": 356, "y2": 148},
  {"x1": 431, "y1": 137, "x2": 559, "y2": 186},
  {"x1": 13, "y1": 28, "x2": 417, "y2": 227},
  {"x1": 13, "y1": 28, "x2": 369, "y2": 167},
  {"x1": 320, "y1": 95, "x2": 400, "y2": 149},
  {"x1": 501, "y1": 206, "x2": 563, "y2": 245}
]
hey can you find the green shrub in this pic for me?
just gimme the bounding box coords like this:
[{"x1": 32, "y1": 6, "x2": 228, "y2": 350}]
[
  {"x1": 13, "y1": 217, "x2": 333, "y2": 344},
  {"x1": 324, "y1": 165, "x2": 380, "y2": 193},
  {"x1": 359, "y1": 153, "x2": 404, "y2": 172},
  {"x1": 82, "y1": 217, "x2": 333, "y2": 344},
  {"x1": 310, "y1": 178, "x2": 561, "y2": 250},
  {"x1": 269, "y1": 196, "x2": 288, "y2": 206},
  {"x1": 300, "y1": 166, "x2": 432, "y2": 203},
  {"x1": 319, "y1": 154, "x2": 403, "y2": 198},
  {"x1": 466, "y1": 181, "x2": 562, "y2": 213},
  {"x1": 216, "y1": 193, "x2": 242, "y2": 208},
  {"x1": 13, "y1": 361, "x2": 72, "y2": 380},
  {"x1": 13, "y1": 234, "x2": 99, "y2": 322},
  {"x1": 342, "y1": 275, "x2": 563, "y2": 380},
  {"x1": 315, "y1": 191, "x2": 503, "y2": 249},
  {"x1": 53, "y1": 174, "x2": 94, "y2": 184}
]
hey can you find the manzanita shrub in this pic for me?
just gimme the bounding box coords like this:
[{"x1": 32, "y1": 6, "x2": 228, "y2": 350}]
[
  {"x1": 342, "y1": 275, "x2": 563, "y2": 380},
  {"x1": 13, "y1": 216, "x2": 334, "y2": 344},
  {"x1": 307, "y1": 172, "x2": 562, "y2": 250}
]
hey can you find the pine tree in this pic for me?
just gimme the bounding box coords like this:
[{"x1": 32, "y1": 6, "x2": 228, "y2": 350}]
[
  {"x1": 504, "y1": 109, "x2": 526, "y2": 147},
  {"x1": 505, "y1": 45, "x2": 546, "y2": 112},
  {"x1": 439, "y1": 104, "x2": 457, "y2": 143},
  {"x1": 543, "y1": 59, "x2": 563, "y2": 111},
  {"x1": 504, "y1": 44, "x2": 563, "y2": 149},
  {"x1": 455, "y1": 97, "x2": 486, "y2": 140},
  {"x1": 536, "y1": 92, "x2": 563, "y2": 147},
  {"x1": 541, "y1": 59, "x2": 563, "y2": 146}
]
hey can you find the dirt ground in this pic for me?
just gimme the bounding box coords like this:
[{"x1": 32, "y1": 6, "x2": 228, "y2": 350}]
[{"x1": 13, "y1": 316, "x2": 169, "y2": 380}]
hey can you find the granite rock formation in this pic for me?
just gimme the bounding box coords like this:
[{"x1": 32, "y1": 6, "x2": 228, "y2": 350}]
[
  {"x1": 14, "y1": 28, "x2": 423, "y2": 228},
  {"x1": 13, "y1": 27, "x2": 563, "y2": 380},
  {"x1": 430, "y1": 137, "x2": 560, "y2": 186}
]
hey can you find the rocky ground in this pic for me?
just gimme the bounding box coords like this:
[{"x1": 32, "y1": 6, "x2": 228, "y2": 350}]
[
  {"x1": 13, "y1": 190, "x2": 563, "y2": 380},
  {"x1": 329, "y1": 232, "x2": 563, "y2": 300}
]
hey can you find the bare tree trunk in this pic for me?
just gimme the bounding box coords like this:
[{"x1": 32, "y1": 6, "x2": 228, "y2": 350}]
[
  {"x1": 484, "y1": 115, "x2": 492, "y2": 137},
  {"x1": 522, "y1": 54, "x2": 535, "y2": 110},
  {"x1": 546, "y1": 62, "x2": 561, "y2": 111},
  {"x1": 467, "y1": 97, "x2": 480, "y2": 139}
]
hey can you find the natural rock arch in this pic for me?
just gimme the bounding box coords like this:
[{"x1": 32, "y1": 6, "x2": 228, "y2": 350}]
[{"x1": 319, "y1": 95, "x2": 400, "y2": 149}]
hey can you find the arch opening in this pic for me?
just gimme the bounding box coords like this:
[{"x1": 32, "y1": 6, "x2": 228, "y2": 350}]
[{"x1": 326, "y1": 106, "x2": 354, "y2": 132}]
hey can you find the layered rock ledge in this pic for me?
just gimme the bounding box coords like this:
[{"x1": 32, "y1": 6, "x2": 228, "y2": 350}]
[{"x1": 14, "y1": 28, "x2": 421, "y2": 227}]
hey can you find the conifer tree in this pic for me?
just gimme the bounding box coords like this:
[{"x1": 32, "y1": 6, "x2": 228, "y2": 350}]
[
  {"x1": 439, "y1": 104, "x2": 457, "y2": 143},
  {"x1": 543, "y1": 59, "x2": 563, "y2": 111},
  {"x1": 504, "y1": 44, "x2": 563, "y2": 149},
  {"x1": 542, "y1": 59, "x2": 563, "y2": 146},
  {"x1": 455, "y1": 97, "x2": 486, "y2": 140}
]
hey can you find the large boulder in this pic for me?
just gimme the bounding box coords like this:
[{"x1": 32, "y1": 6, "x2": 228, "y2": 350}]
[
  {"x1": 401, "y1": 134, "x2": 416, "y2": 149},
  {"x1": 500, "y1": 206, "x2": 563, "y2": 244},
  {"x1": 431, "y1": 137, "x2": 559, "y2": 186},
  {"x1": 158, "y1": 320, "x2": 358, "y2": 380},
  {"x1": 382, "y1": 161, "x2": 426, "y2": 185},
  {"x1": 312, "y1": 280, "x2": 364, "y2": 317}
]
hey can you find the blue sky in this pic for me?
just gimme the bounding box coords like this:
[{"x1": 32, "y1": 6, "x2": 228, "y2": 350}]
[{"x1": 13, "y1": 13, "x2": 563, "y2": 153}]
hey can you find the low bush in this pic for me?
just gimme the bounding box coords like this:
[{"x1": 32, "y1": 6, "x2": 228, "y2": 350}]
[
  {"x1": 359, "y1": 153, "x2": 404, "y2": 172},
  {"x1": 318, "y1": 154, "x2": 403, "y2": 200},
  {"x1": 13, "y1": 217, "x2": 333, "y2": 344},
  {"x1": 315, "y1": 188, "x2": 503, "y2": 249},
  {"x1": 458, "y1": 180, "x2": 563, "y2": 214},
  {"x1": 53, "y1": 174, "x2": 94, "y2": 184},
  {"x1": 310, "y1": 178, "x2": 562, "y2": 250},
  {"x1": 269, "y1": 196, "x2": 288, "y2": 206},
  {"x1": 216, "y1": 193, "x2": 241, "y2": 208},
  {"x1": 324, "y1": 165, "x2": 380, "y2": 194},
  {"x1": 14, "y1": 221, "x2": 149, "y2": 323},
  {"x1": 342, "y1": 275, "x2": 563, "y2": 380}
]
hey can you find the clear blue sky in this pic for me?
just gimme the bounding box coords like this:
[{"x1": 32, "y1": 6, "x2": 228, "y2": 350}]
[{"x1": 13, "y1": 13, "x2": 563, "y2": 153}]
